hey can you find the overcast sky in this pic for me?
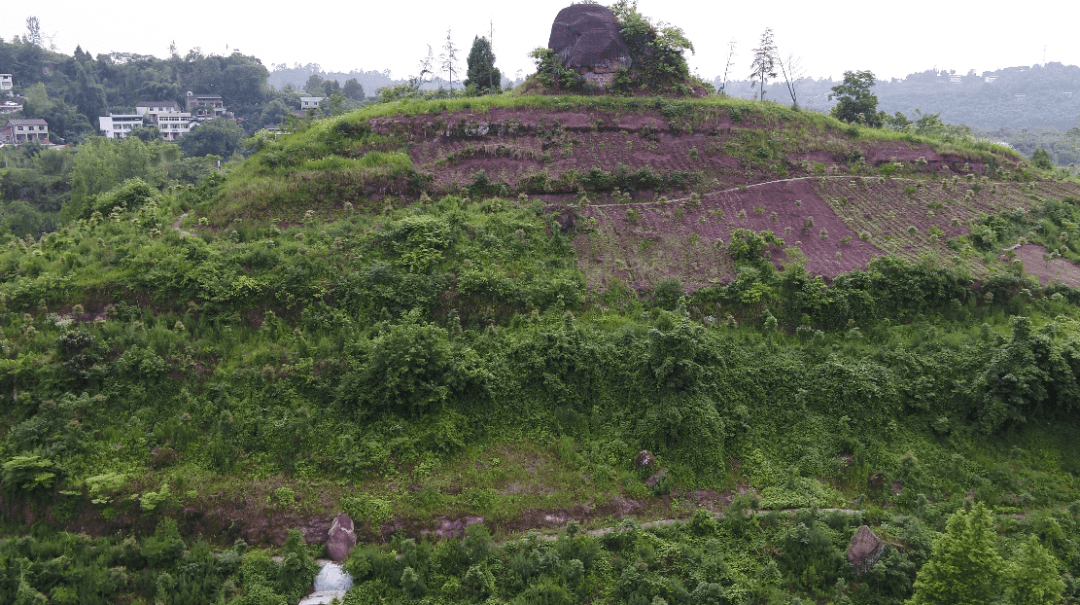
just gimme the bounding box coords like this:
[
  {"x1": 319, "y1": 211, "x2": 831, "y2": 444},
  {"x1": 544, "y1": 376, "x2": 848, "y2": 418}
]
[{"x1": 4, "y1": 1, "x2": 1077, "y2": 84}]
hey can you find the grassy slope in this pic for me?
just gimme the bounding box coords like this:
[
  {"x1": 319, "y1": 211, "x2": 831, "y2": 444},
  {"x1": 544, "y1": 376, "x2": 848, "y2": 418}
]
[{"x1": 4, "y1": 95, "x2": 1080, "y2": 603}]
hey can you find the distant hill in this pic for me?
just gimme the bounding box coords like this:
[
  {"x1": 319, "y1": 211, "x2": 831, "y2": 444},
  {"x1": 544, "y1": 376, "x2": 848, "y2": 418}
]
[
  {"x1": 267, "y1": 64, "x2": 402, "y2": 95},
  {"x1": 716, "y1": 63, "x2": 1080, "y2": 132}
]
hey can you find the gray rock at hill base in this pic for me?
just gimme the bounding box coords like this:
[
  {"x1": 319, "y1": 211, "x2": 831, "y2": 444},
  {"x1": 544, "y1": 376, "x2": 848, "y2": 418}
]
[
  {"x1": 847, "y1": 525, "x2": 887, "y2": 574},
  {"x1": 326, "y1": 513, "x2": 356, "y2": 562}
]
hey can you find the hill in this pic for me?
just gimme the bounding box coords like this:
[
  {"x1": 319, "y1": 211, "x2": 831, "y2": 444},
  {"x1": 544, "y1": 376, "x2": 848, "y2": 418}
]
[{"x1": 4, "y1": 95, "x2": 1080, "y2": 604}]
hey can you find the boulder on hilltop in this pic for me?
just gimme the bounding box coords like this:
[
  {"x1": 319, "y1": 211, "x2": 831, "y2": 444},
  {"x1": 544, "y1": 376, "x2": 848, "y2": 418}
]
[{"x1": 548, "y1": 4, "x2": 631, "y2": 88}]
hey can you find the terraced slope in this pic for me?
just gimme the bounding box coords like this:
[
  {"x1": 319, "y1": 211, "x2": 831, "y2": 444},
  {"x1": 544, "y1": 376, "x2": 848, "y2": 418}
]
[{"x1": 221, "y1": 96, "x2": 1079, "y2": 289}]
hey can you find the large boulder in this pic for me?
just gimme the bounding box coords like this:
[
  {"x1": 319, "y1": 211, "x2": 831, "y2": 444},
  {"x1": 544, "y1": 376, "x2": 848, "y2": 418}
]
[
  {"x1": 847, "y1": 525, "x2": 886, "y2": 574},
  {"x1": 326, "y1": 513, "x2": 356, "y2": 562},
  {"x1": 548, "y1": 4, "x2": 631, "y2": 88}
]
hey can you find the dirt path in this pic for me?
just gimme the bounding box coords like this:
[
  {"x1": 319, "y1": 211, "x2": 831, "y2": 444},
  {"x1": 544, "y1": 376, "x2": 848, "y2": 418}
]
[
  {"x1": 586, "y1": 175, "x2": 1030, "y2": 210},
  {"x1": 172, "y1": 213, "x2": 194, "y2": 237}
]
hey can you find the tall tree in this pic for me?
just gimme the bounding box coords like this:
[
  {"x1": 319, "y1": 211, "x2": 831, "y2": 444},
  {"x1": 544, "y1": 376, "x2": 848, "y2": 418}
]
[
  {"x1": 440, "y1": 29, "x2": 460, "y2": 95},
  {"x1": 342, "y1": 78, "x2": 365, "y2": 100},
  {"x1": 749, "y1": 28, "x2": 777, "y2": 100},
  {"x1": 908, "y1": 503, "x2": 1004, "y2": 605},
  {"x1": 178, "y1": 117, "x2": 245, "y2": 158},
  {"x1": 1004, "y1": 536, "x2": 1066, "y2": 605},
  {"x1": 829, "y1": 70, "x2": 882, "y2": 127},
  {"x1": 303, "y1": 74, "x2": 325, "y2": 95},
  {"x1": 464, "y1": 36, "x2": 501, "y2": 95}
]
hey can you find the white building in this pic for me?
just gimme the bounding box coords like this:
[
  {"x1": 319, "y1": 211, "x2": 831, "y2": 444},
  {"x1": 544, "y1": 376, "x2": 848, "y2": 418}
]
[
  {"x1": 155, "y1": 112, "x2": 197, "y2": 141},
  {"x1": 0, "y1": 74, "x2": 12, "y2": 93},
  {"x1": 134, "y1": 101, "x2": 195, "y2": 141},
  {"x1": 99, "y1": 114, "x2": 145, "y2": 140},
  {"x1": 135, "y1": 101, "x2": 183, "y2": 122},
  {"x1": 301, "y1": 96, "x2": 324, "y2": 111}
]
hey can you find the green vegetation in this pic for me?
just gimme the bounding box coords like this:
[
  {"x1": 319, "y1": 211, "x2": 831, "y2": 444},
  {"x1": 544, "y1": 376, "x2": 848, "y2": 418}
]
[
  {"x1": 830, "y1": 70, "x2": 884, "y2": 127},
  {"x1": 3, "y1": 81, "x2": 1080, "y2": 604}
]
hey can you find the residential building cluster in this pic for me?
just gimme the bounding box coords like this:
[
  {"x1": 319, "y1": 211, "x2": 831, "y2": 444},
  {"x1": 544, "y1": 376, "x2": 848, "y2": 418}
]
[
  {"x1": 0, "y1": 74, "x2": 238, "y2": 147},
  {"x1": 98, "y1": 91, "x2": 233, "y2": 141},
  {"x1": 0, "y1": 74, "x2": 45, "y2": 146}
]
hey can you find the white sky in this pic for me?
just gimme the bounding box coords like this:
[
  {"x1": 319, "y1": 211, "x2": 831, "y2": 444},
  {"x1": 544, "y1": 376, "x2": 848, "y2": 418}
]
[{"x1": 3, "y1": 1, "x2": 1077, "y2": 83}]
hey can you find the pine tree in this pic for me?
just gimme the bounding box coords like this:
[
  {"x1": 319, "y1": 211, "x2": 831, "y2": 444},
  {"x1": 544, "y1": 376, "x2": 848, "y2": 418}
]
[
  {"x1": 464, "y1": 36, "x2": 501, "y2": 95},
  {"x1": 908, "y1": 502, "x2": 1004, "y2": 605}
]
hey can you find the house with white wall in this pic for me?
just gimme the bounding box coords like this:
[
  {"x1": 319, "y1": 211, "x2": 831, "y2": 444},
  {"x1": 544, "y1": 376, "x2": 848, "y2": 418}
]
[
  {"x1": 134, "y1": 101, "x2": 196, "y2": 140},
  {"x1": 135, "y1": 101, "x2": 183, "y2": 122},
  {"x1": 99, "y1": 114, "x2": 145, "y2": 139},
  {"x1": 155, "y1": 112, "x2": 196, "y2": 141}
]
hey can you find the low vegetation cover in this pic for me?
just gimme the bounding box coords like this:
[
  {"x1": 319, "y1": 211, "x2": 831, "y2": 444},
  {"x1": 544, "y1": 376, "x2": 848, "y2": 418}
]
[{"x1": 3, "y1": 92, "x2": 1080, "y2": 604}]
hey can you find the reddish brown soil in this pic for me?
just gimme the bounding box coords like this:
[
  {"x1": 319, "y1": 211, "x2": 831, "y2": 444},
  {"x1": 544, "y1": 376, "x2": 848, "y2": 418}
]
[
  {"x1": 359, "y1": 105, "x2": 1079, "y2": 291},
  {"x1": 576, "y1": 179, "x2": 886, "y2": 292},
  {"x1": 575, "y1": 175, "x2": 1080, "y2": 291},
  {"x1": 1013, "y1": 244, "x2": 1080, "y2": 287},
  {"x1": 367, "y1": 105, "x2": 995, "y2": 203}
]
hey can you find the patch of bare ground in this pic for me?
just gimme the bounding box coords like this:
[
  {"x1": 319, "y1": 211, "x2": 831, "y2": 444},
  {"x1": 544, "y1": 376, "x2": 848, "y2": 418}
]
[
  {"x1": 1011, "y1": 244, "x2": 1080, "y2": 287},
  {"x1": 575, "y1": 179, "x2": 886, "y2": 292},
  {"x1": 574, "y1": 175, "x2": 1080, "y2": 291}
]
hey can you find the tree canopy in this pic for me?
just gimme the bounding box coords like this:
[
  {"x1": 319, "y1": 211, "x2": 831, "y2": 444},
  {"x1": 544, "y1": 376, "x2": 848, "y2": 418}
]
[
  {"x1": 177, "y1": 117, "x2": 244, "y2": 159},
  {"x1": 464, "y1": 36, "x2": 501, "y2": 95},
  {"x1": 829, "y1": 70, "x2": 883, "y2": 127}
]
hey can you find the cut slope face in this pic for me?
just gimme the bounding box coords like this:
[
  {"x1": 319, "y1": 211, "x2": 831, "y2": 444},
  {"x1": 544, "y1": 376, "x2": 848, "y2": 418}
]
[
  {"x1": 224, "y1": 97, "x2": 1080, "y2": 289},
  {"x1": 223, "y1": 98, "x2": 1022, "y2": 222}
]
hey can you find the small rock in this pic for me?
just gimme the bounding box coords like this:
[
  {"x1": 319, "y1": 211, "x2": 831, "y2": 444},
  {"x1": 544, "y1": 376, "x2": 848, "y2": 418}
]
[
  {"x1": 635, "y1": 450, "x2": 656, "y2": 467},
  {"x1": 326, "y1": 514, "x2": 356, "y2": 562},
  {"x1": 847, "y1": 525, "x2": 886, "y2": 574}
]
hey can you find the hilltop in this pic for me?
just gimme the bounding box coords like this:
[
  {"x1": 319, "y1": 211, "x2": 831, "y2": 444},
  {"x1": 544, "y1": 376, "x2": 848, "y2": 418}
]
[{"x1": 4, "y1": 94, "x2": 1080, "y2": 604}]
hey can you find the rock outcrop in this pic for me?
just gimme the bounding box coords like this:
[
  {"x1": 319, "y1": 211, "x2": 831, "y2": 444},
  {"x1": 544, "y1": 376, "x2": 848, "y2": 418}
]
[
  {"x1": 548, "y1": 4, "x2": 631, "y2": 89},
  {"x1": 847, "y1": 525, "x2": 887, "y2": 574},
  {"x1": 326, "y1": 513, "x2": 356, "y2": 562}
]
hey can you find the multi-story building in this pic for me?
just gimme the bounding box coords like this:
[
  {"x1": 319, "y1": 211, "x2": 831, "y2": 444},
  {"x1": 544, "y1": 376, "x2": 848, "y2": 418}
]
[
  {"x1": 186, "y1": 91, "x2": 226, "y2": 118},
  {"x1": 98, "y1": 114, "x2": 145, "y2": 139},
  {"x1": 135, "y1": 101, "x2": 183, "y2": 123},
  {"x1": 0, "y1": 74, "x2": 12, "y2": 94},
  {"x1": 155, "y1": 112, "x2": 196, "y2": 141},
  {"x1": 0, "y1": 118, "x2": 49, "y2": 145},
  {"x1": 134, "y1": 101, "x2": 196, "y2": 141}
]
